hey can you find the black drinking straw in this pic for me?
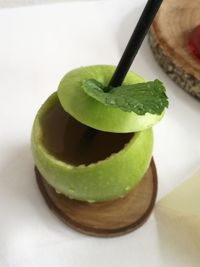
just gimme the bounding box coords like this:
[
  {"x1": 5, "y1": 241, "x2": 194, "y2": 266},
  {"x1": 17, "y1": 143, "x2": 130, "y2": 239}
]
[
  {"x1": 82, "y1": 0, "x2": 163, "y2": 144},
  {"x1": 109, "y1": 0, "x2": 163, "y2": 87}
]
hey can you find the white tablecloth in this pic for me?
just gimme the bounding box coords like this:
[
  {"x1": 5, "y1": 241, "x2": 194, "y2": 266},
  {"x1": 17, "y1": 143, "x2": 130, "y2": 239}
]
[
  {"x1": 0, "y1": 1, "x2": 200, "y2": 266},
  {"x1": 0, "y1": 0, "x2": 67, "y2": 8}
]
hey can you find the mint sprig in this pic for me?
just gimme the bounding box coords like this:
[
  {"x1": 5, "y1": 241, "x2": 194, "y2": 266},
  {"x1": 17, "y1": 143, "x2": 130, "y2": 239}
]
[{"x1": 81, "y1": 79, "x2": 168, "y2": 116}]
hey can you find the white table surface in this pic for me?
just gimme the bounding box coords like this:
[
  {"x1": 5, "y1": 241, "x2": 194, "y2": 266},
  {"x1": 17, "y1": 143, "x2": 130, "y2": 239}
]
[
  {"x1": 0, "y1": 0, "x2": 79, "y2": 8},
  {"x1": 0, "y1": 1, "x2": 200, "y2": 266}
]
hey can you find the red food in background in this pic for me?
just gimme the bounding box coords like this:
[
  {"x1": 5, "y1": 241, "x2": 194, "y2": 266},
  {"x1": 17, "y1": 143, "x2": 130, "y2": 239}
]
[{"x1": 187, "y1": 25, "x2": 200, "y2": 62}]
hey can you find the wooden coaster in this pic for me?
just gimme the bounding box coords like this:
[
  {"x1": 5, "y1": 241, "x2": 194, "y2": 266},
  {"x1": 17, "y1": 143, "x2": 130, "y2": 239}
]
[
  {"x1": 149, "y1": 0, "x2": 200, "y2": 99},
  {"x1": 35, "y1": 160, "x2": 157, "y2": 237}
]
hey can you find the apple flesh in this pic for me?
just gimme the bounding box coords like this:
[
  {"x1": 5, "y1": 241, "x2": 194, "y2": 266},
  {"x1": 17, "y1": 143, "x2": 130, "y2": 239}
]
[
  {"x1": 156, "y1": 169, "x2": 200, "y2": 261},
  {"x1": 157, "y1": 169, "x2": 200, "y2": 231},
  {"x1": 31, "y1": 92, "x2": 153, "y2": 202},
  {"x1": 58, "y1": 65, "x2": 164, "y2": 133}
]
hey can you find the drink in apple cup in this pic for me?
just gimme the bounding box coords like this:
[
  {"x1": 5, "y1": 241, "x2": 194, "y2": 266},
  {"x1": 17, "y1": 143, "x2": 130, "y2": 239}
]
[
  {"x1": 31, "y1": 65, "x2": 168, "y2": 235},
  {"x1": 31, "y1": 0, "x2": 167, "y2": 235}
]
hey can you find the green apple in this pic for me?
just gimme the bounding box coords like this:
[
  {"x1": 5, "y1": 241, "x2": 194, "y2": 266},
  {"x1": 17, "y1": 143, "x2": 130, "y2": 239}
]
[
  {"x1": 31, "y1": 92, "x2": 153, "y2": 202},
  {"x1": 58, "y1": 65, "x2": 163, "y2": 133},
  {"x1": 31, "y1": 65, "x2": 158, "y2": 202}
]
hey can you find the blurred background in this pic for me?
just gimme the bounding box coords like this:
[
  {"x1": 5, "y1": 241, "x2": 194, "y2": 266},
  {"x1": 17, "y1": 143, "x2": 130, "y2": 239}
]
[{"x1": 0, "y1": 0, "x2": 84, "y2": 8}]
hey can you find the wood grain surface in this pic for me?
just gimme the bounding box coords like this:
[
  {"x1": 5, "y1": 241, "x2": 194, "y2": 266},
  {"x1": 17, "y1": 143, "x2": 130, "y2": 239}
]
[
  {"x1": 149, "y1": 0, "x2": 200, "y2": 99},
  {"x1": 35, "y1": 160, "x2": 157, "y2": 237}
]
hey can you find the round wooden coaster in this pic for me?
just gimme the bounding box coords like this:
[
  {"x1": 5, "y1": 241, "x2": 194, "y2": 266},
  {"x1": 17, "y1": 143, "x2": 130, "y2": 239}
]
[
  {"x1": 149, "y1": 0, "x2": 200, "y2": 99},
  {"x1": 35, "y1": 160, "x2": 157, "y2": 237}
]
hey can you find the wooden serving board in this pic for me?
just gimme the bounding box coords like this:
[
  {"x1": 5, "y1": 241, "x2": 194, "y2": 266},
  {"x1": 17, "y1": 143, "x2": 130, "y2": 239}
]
[
  {"x1": 149, "y1": 0, "x2": 200, "y2": 99},
  {"x1": 35, "y1": 159, "x2": 157, "y2": 237}
]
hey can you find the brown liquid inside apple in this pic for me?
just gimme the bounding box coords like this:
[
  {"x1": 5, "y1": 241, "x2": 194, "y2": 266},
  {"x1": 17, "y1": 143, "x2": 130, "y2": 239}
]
[{"x1": 42, "y1": 98, "x2": 133, "y2": 166}]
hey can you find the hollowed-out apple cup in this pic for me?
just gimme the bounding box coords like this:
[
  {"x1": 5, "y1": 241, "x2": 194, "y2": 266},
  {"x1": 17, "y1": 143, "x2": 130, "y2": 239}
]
[{"x1": 31, "y1": 65, "x2": 159, "y2": 237}]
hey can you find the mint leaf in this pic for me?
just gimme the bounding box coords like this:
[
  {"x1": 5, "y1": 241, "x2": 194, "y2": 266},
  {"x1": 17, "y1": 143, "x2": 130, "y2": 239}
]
[{"x1": 81, "y1": 79, "x2": 168, "y2": 115}]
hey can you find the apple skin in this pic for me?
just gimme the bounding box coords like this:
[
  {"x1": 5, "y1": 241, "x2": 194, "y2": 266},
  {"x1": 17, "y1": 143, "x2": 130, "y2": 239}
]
[
  {"x1": 58, "y1": 65, "x2": 163, "y2": 133},
  {"x1": 31, "y1": 93, "x2": 153, "y2": 202}
]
